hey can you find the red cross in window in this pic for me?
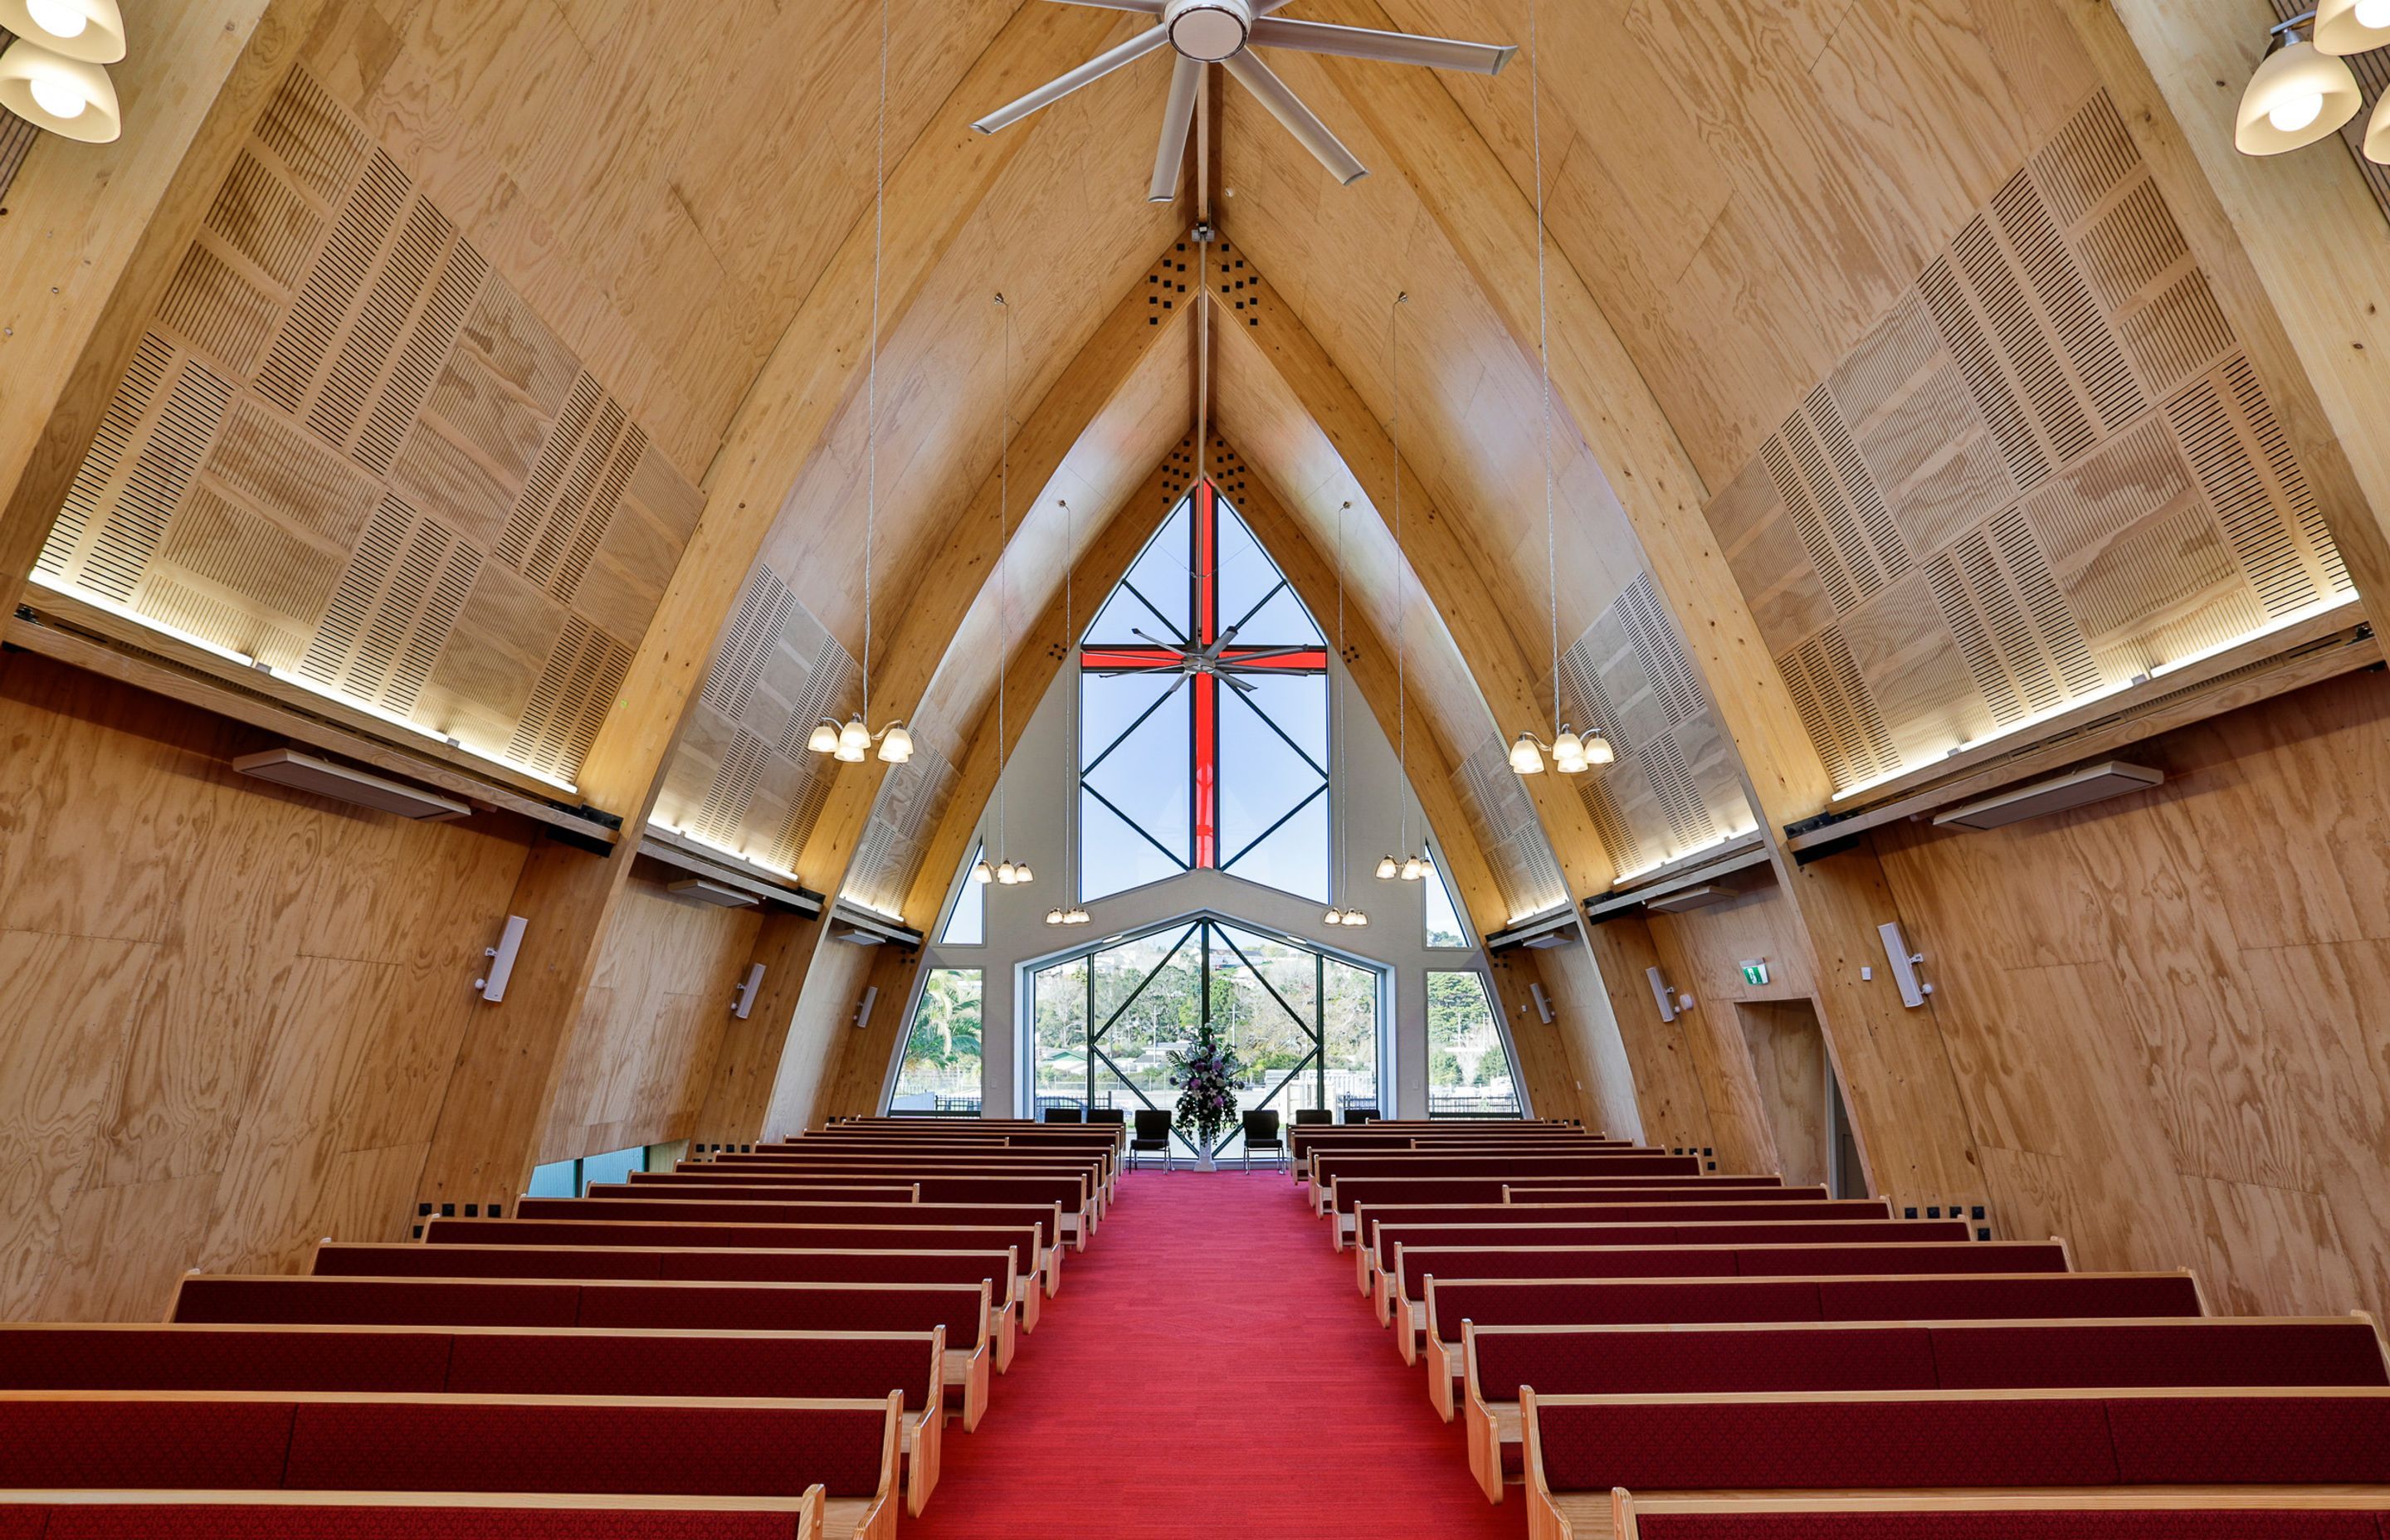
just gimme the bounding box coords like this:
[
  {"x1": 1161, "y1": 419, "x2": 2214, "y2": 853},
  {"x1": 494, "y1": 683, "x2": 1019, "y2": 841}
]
[{"x1": 1082, "y1": 480, "x2": 1327, "y2": 868}]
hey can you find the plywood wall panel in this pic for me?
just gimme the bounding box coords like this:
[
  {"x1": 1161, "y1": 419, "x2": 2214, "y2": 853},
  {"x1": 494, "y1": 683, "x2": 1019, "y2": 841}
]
[
  {"x1": 0, "y1": 651, "x2": 534, "y2": 1318},
  {"x1": 1863, "y1": 668, "x2": 2390, "y2": 1318},
  {"x1": 538, "y1": 875, "x2": 761, "y2": 1164}
]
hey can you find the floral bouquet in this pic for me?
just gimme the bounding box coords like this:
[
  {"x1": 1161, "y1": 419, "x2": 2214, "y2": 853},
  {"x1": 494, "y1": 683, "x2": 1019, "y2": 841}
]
[{"x1": 1165, "y1": 1021, "x2": 1244, "y2": 1152}]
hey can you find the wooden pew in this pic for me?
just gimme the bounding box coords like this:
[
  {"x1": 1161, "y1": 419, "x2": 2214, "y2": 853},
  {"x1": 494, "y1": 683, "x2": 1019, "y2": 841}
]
[
  {"x1": 603, "y1": 1172, "x2": 1100, "y2": 1245},
  {"x1": 736, "y1": 1140, "x2": 1120, "y2": 1198},
  {"x1": 0, "y1": 1489, "x2": 832, "y2": 1538},
  {"x1": 1387, "y1": 1238, "x2": 2066, "y2": 1362},
  {"x1": 0, "y1": 1389, "x2": 904, "y2": 1540},
  {"x1": 1420, "y1": 1271, "x2": 2211, "y2": 1421},
  {"x1": 1520, "y1": 1385, "x2": 2390, "y2": 1540},
  {"x1": 1311, "y1": 1153, "x2": 1688, "y2": 1219},
  {"x1": 1374, "y1": 1217, "x2": 1963, "y2": 1323},
  {"x1": 523, "y1": 1192, "x2": 1082, "y2": 1268},
  {"x1": 1609, "y1": 1489, "x2": 2390, "y2": 1538},
  {"x1": 424, "y1": 1215, "x2": 1058, "y2": 1323},
  {"x1": 178, "y1": 1273, "x2": 998, "y2": 1430},
  {"x1": 685, "y1": 1153, "x2": 1115, "y2": 1212},
  {"x1": 0, "y1": 1321, "x2": 949, "y2": 1517},
  {"x1": 315, "y1": 1239, "x2": 1017, "y2": 1381},
  {"x1": 1351, "y1": 1193, "x2": 1850, "y2": 1293},
  {"x1": 1464, "y1": 1314, "x2": 2389, "y2": 1503},
  {"x1": 1319, "y1": 1166, "x2": 1722, "y2": 1239}
]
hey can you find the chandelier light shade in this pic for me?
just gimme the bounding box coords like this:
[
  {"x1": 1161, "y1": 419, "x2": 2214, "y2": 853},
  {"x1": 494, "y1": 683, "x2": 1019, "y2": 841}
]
[
  {"x1": 1046, "y1": 907, "x2": 1066, "y2": 926},
  {"x1": 1509, "y1": 733, "x2": 1546, "y2": 776},
  {"x1": 972, "y1": 856, "x2": 995, "y2": 885},
  {"x1": 1583, "y1": 726, "x2": 1616, "y2": 767},
  {"x1": 2317, "y1": 0, "x2": 2390, "y2": 54},
  {"x1": 876, "y1": 721, "x2": 914, "y2": 763},
  {"x1": 0, "y1": 0, "x2": 124, "y2": 62},
  {"x1": 1344, "y1": 909, "x2": 1367, "y2": 927},
  {"x1": 807, "y1": 719, "x2": 840, "y2": 754},
  {"x1": 1013, "y1": 860, "x2": 1034, "y2": 884},
  {"x1": 2236, "y1": 32, "x2": 2361, "y2": 154},
  {"x1": 1400, "y1": 855, "x2": 1427, "y2": 882},
  {"x1": 1374, "y1": 854, "x2": 1398, "y2": 880},
  {"x1": 2368, "y1": 90, "x2": 2390, "y2": 163},
  {"x1": 1323, "y1": 906, "x2": 1343, "y2": 925},
  {"x1": 0, "y1": 37, "x2": 119, "y2": 141}
]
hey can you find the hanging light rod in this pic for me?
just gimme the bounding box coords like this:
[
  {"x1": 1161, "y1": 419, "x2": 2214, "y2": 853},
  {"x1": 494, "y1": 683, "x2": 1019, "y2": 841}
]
[{"x1": 2234, "y1": 7, "x2": 2389, "y2": 160}]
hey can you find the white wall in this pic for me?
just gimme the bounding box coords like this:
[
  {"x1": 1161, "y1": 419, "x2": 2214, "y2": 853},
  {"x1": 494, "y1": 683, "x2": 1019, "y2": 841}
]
[{"x1": 901, "y1": 656, "x2": 1514, "y2": 1119}]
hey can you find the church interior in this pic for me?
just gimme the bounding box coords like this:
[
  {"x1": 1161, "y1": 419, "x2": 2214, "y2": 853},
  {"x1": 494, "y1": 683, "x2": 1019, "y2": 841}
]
[{"x1": 3, "y1": 0, "x2": 2390, "y2": 1533}]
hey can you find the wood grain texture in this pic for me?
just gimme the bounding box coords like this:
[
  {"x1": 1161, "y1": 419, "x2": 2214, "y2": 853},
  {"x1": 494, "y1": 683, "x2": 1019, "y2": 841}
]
[
  {"x1": 1868, "y1": 667, "x2": 2390, "y2": 1318},
  {"x1": 0, "y1": 649, "x2": 531, "y2": 1319},
  {"x1": 537, "y1": 867, "x2": 763, "y2": 1163}
]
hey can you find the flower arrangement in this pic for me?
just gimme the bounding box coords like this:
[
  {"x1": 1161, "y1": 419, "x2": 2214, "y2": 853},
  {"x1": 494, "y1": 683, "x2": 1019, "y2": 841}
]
[{"x1": 1166, "y1": 1020, "x2": 1243, "y2": 1153}]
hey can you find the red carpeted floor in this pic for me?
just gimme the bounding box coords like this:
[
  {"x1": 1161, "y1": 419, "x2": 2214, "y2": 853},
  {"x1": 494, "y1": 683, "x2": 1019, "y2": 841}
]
[{"x1": 903, "y1": 1167, "x2": 1526, "y2": 1538}]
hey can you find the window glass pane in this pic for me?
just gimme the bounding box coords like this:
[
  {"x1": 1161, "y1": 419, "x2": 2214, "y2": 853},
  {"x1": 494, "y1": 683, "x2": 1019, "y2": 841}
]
[
  {"x1": 1427, "y1": 971, "x2": 1519, "y2": 1116},
  {"x1": 1322, "y1": 958, "x2": 1380, "y2": 1117},
  {"x1": 1222, "y1": 793, "x2": 1329, "y2": 903},
  {"x1": 1080, "y1": 670, "x2": 1190, "y2": 896},
  {"x1": 891, "y1": 967, "x2": 983, "y2": 1114},
  {"x1": 580, "y1": 1144, "x2": 645, "y2": 1191},
  {"x1": 1218, "y1": 680, "x2": 1325, "y2": 862},
  {"x1": 1080, "y1": 792, "x2": 1184, "y2": 901},
  {"x1": 940, "y1": 846, "x2": 985, "y2": 947},
  {"x1": 1425, "y1": 851, "x2": 1470, "y2": 948},
  {"x1": 1224, "y1": 584, "x2": 1325, "y2": 648},
  {"x1": 1032, "y1": 958, "x2": 1089, "y2": 1117},
  {"x1": 527, "y1": 1159, "x2": 577, "y2": 1197},
  {"x1": 1215, "y1": 494, "x2": 1325, "y2": 646},
  {"x1": 1087, "y1": 500, "x2": 1192, "y2": 644}
]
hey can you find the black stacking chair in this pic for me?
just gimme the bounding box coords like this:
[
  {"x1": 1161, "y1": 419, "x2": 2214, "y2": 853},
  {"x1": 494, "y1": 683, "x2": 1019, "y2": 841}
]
[
  {"x1": 1085, "y1": 1107, "x2": 1125, "y2": 1126},
  {"x1": 1240, "y1": 1109, "x2": 1285, "y2": 1172},
  {"x1": 1042, "y1": 1105, "x2": 1083, "y2": 1123},
  {"x1": 1130, "y1": 1109, "x2": 1174, "y2": 1171},
  {"x1": 1292, "y1": 1109, "x2": 1332, "y2": 1126},
  {"x1": 1343, "y1": 1106, "x2": 1379, "y2": 1124}
]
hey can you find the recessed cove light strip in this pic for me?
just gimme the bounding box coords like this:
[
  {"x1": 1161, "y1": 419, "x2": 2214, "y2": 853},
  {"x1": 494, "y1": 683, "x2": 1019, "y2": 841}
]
[
  {"x1": 29, "y1": 574, "x2": 582, "y2": 796},
  {"x1": 1826, "y1": 593, "x2": 2362, "y2": 806}
]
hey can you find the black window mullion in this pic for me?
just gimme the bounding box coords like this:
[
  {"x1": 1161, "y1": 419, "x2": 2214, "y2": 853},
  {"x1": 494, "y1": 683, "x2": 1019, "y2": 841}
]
[
  {"x1": 1080, "y1": 673, "x2": 1186, "y2": 778},
  {"x1": 1080, "y1": 782, "x2": 1193, "y2": 873},
  {"x1": 1220, "y1": 667, "x2": 1330, "y2": 780}
]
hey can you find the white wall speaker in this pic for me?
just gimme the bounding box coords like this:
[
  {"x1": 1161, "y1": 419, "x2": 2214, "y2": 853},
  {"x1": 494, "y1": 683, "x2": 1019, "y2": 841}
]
[
  {"x1": 732, "y1": 962, "x2": 766, "y2": 1019},
  {"x1": 1877, "y1": 920, "x2": 1933, "y2": 1007},
  {"x1": 1645, "y1": 965, "x2": 1677, "y2": 1023},
  {"x1": 854, "y1": 984, "x2": 879, "y2": 1030},
  {"x1": 233, "y1": 748, "x2": 470, "y2": 821},
  {"x1": 1529, "y1": 982, "x2": 1554, "y2": 1024},
  {"x1": 476, "y1": 915, "x2": 529, "y2": 1002}
]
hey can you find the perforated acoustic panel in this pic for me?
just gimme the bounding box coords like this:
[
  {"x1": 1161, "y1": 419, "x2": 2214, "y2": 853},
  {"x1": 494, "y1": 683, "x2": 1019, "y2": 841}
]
[
  {"x1": 651, "y1": 561, "x2": 860, "y2": 880},
  {"x1": 842, "y1": 708, "x2": 960, "y2": 919},
  {"x1": 1553, "y1": 575, "x2": 1757, "y2": 880},
  {"x1": 1705, "y1": 90, "x2": 2354, "y2": 792},
  {"x1": 32, "y1": 67, "x2": 704, "y2": 789},
  {"x1": 1453, "y1": 735, "x2": 1568, "y2": 919}
]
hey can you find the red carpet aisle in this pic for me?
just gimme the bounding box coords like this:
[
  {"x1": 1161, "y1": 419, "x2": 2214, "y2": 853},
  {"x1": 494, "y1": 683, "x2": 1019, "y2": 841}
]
[{"x1": 905, "y1": 1167, "x2": 1524, "y2": 1538}]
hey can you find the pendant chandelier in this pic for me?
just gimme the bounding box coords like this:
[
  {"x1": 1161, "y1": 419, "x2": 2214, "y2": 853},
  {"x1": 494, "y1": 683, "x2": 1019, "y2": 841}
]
[
  {"x1": 1375, "y1": 294, "x2": 1429, "y2": 885},
  {"x1": 979, "y1": 292, "x2": 1033, "y2": 889},
  {"x1": 2233, "y1": 6, "x2": 2388, "y2": 160},
  {"x1": 1323, "y1": 501, "x2": 1368, "y2": 928},
  {"x1": 1049, "y1": 495, "x2": 1090, "y2": 926},
  {"x1": 807, "y1": 0, "x2": 913, "y2": 768},
  {"x1": 1507, "y1": 0, "x2": 1612, "y2": 780},
  {"x1": 0, "y1": 0, "x2": 126, "y2": 144}
]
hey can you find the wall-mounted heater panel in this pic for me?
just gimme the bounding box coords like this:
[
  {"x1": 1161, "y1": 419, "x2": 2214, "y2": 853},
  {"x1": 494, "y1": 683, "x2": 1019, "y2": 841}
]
[
  {"x1": 233, "y1": 748, "x2": 470, "y2": 821},
  {"x1": 1933, "y1": 761, "x2": 2163, "y2": 831},
  {"x1": 669, "y1": 878, "x2": 759, "y2": 909},
  {"x1": 1646, "y1": 884, "x2": 1736, "y2": 914}
]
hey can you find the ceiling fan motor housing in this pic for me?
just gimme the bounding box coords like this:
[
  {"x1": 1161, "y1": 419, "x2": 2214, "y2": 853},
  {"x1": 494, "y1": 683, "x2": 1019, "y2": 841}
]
[{"x1": 1166, "y1": 0, "x2": 1251, "y2": 61}]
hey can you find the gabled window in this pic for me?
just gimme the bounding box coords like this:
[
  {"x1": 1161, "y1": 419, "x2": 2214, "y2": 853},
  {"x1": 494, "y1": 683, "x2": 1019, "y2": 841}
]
[
  {"x1": 939, "y1": 843, "x2": 985, "y2": 947},
  {"x1": 1079, "y1": 481, "x2": 1330, "y2": 903},
  {"x1": 1424, "y1": 848, "x2": 1471, "y2": 948}
]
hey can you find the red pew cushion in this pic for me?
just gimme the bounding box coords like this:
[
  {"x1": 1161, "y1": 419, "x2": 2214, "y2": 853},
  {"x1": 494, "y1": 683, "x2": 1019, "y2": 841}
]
[
  {"x1": 176, "y1": 1279, "x2": 578, "y2": 1328},
  {"x1": 2106, "y1": 1394, "x2": 2390, "y2": 1484},
  {"x1": 446, "y1": 1333, "x2": 932, "y2": 1411},
  {"x1": 1930, "y1": 1322, "x2": 2389, "y2": 1389},
  {"x1": 1534, "y1": 1397, "x2": 2119, "y2": 1491},
  {"x1": 284, "y1": 1401, "x2": 886, "y2": 1498},
  {"x1": 1477, "y1": 1326, "x2": 1935, "y2": 1399},
  {"x1": 0, "y1": 1399, "x2": 295, "y2": 1488},
  {"x1": 0, "y1": 1329, "x2": 451, "y2": 1393},
  {"x1": 1432, "y1": 1279, "x2": 1825, "y2": 1335},
  {"x1": 315, "y1": 1245, "x2": 667, "y2": 1280},
  {"x1": 1820, "y1": 1274, "x2": 2200, "y2": 1319},
  {"x1": 32, "y1": 1507, "x2": 804, "y2": 1539},
  {"x1": 573, "y1": 1282, "x2": 964, "y2": 1336},
  {"x1": 1630, "y1": 1512, "x2": 2385, "y2": 1539}
]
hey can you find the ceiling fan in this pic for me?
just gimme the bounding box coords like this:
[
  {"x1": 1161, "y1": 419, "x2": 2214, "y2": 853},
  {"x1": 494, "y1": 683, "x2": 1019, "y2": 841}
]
[
  {"x1": 973, "y1": 0, "x2": 1515, "y2": 202},
  {"x1": 1091, "y1": 622, "x2": 1310, "y2": 694}
]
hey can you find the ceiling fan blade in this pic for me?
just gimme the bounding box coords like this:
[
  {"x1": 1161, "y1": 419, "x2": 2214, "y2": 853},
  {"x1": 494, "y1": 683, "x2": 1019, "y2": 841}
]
[
  {"x1": 1220, "y1": 49, "x2": 1368, "y2": 186},
  {"x1": 1222, "y1": 673, "x2": 1260, "y2": 694},
  {"x1": 1149, "y1": 56, "x2": 1202, "y2": 203},
  {"x1": 1247, "y1": 17, "x2": 1516, "y2": 76},
  {"x1": 1046, "y1": 0, "x2": 1166, "y2": 12},
  {"x1": 973, "y1": 26, "x2": 1170, "y2": 135}
]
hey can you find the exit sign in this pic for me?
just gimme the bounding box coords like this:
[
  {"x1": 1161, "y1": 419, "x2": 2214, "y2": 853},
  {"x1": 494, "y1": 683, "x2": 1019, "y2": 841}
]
[{"x1": 1739, "y1": 960, "x2": 1770, "y2": 986}]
